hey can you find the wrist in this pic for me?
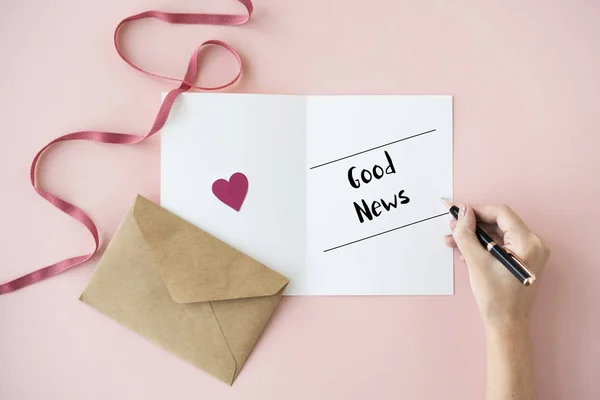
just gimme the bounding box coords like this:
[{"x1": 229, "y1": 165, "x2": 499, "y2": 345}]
[
  {"x1": 484, "y1": 317, "x2": 531, "y2": 343},
  {"x1": 483, "y1": 317, "x2": 535, "y2": 400}
]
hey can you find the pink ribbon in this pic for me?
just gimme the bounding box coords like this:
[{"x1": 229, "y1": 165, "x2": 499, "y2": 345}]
[{"x1": 0, "y1": 0, "x2": 253, "y2": 295}]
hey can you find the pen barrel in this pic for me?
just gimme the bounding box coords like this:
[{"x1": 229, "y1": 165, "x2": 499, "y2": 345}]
[
  {"x1": 489, "y1": 245, "x2": 529, "y2": 284},
  {"x1": 451, "y1": 208, "x2": 496, "y2": 247},
  {"x1": 475, "y1": 226, "x2": 494, "y2": 247},
  {"x1": 449, "y1": 205, "x2": 459, "y2": 219}
]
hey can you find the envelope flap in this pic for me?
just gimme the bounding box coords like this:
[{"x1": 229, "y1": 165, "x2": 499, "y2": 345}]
[{"x1": 131, "y1": 196, "x2": 289, "y2": 304}]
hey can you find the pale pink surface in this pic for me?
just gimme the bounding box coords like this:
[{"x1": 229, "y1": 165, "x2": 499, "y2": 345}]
[{"x1": 0, "y1": 0, "x2": 598, "y2": 398}]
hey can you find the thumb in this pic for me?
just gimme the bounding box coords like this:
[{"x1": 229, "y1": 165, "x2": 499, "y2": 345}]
[{"x1": 452, "y1": 205, "x2": 489, "y2": 267}]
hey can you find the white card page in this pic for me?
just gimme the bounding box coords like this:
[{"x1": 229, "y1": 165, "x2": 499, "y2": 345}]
[
  {"x1": 161, "y1": 93, "x2": 453, "y2": 295},
  {"x1": 306, "y1": 96, "x2": 453, "y2": 294}
]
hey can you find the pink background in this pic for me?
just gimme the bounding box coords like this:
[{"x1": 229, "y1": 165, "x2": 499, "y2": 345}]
[{"x1": 1, "y1": 0, "x2": 599, "y2": 398}]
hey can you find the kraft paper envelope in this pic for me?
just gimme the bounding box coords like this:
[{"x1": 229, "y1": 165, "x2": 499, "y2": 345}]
[{"x1": 79, "y1": 195, "x2": 289, "y2": 385}]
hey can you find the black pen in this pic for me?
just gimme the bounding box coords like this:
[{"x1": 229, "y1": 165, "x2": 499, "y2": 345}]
[{"x1": 441, "y1": 198, "x2": 536, "y2": 286}]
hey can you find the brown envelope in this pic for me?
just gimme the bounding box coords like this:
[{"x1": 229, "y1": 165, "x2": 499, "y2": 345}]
[{"x1": 79, "y1": 195, "x2": 289, "y2": 385}]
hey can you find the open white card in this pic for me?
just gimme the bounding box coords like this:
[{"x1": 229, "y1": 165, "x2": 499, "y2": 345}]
[{"x1": 161, "y1": 94, "x2": 453, "y2": 295}]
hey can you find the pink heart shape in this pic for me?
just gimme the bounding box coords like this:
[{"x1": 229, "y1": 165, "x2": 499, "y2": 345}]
[{"x1": 211, "y1": 172, "x2": 249, "y2": 211}]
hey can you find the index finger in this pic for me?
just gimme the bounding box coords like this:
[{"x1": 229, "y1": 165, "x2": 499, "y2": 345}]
[{"x1": 470, "y1": 204, "x2": 531, "y2": 236}]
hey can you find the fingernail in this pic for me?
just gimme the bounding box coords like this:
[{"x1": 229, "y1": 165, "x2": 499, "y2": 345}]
[{"x1": 458, "y1": 206, "x2": 466, "y2": 219}]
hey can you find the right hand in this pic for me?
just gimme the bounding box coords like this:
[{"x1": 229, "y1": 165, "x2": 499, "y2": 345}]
[{"x1": 444, "y1": 204, "x2": 550, "y2": 331}]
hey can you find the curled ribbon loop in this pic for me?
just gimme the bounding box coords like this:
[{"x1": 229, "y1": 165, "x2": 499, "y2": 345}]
[{"x1": 0, "y1": 0, "x2": 253, "y2": 295}]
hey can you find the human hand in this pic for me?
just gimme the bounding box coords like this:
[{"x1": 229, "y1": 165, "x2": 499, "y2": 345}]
[{"x1": 444, "y1": 205, "x2": 550, "y2": 331}]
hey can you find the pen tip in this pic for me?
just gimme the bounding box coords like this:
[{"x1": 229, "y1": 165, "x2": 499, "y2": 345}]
[{"x1": 441, "y1": 198, "x2": 453, "y2": 208}]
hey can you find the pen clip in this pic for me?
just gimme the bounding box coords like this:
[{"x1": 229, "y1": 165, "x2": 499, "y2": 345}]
[{"x1": 503, "y1": 247, "x2": 536, "y2": 286}]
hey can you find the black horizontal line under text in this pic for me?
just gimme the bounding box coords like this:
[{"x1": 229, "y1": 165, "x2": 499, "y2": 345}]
[{"x1": 323, "y1": 212, "x2": 449, "y2": 252}]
